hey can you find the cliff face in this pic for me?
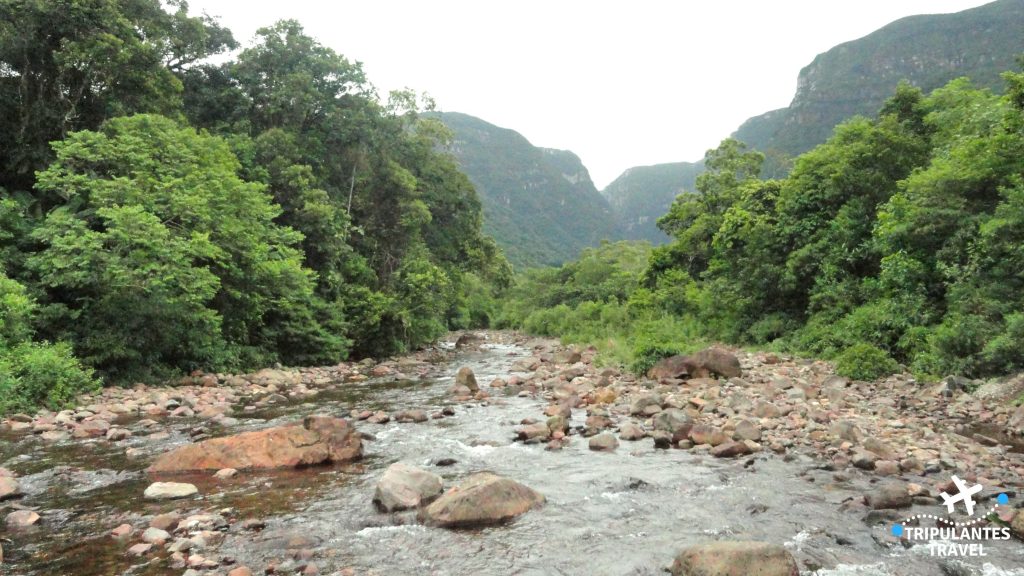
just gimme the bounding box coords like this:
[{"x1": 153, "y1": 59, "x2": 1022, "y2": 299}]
[
  {"x1": 432, "y1": 112, "x2": 620, "y2": 268},
  {"x1": 600, "y1": 161, "x2": 703, "y2": 245},
  {"x1": 735, "y1": 0, "x2": 1024, "y2": 157}
]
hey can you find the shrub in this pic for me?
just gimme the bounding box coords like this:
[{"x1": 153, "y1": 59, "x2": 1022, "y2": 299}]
[
  {"x1": 834, "y1": 343, "x2": 900, "y2": 381},
  {"x1": 0, "y1": 342, "x2": 99, "y2": 414}
]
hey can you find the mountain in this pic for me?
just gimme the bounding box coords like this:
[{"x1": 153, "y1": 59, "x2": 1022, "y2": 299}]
[
  {"x1": 432, "y1": 111, "x2": 620, "y2": 268},
  {"x1": 734, "y1": 0, "x2": 1024, "y2": 158},
  {"x1": 603, "y1": 0, "x2": 1024, "y2": 244},
  {"x1": 600, "y1": 161, "x2": 703, "y2": 244}
]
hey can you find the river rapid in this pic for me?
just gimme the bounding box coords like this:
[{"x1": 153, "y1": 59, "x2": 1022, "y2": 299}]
[{"x1": 1, "y1": 333, "x2": 1023, "y2": 575}]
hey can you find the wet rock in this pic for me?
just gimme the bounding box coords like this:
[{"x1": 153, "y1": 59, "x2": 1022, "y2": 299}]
[
  {"x1": 0, "y1": 476, "x2": 20, "y2": 500},
  {"x1": 851, "y1": 450, "x2": 877, "y2": 471},
  {"x1": 73, "y1": 418, "x2": 110, "y2": 438},
  {"x1": 670, "y1": 541, "x2": 798, "y2": 576},
  {"x1": 710, "y1": 441, "x2": 752, "y2": 458},
  {"x1": 419, "y1": 472, "x2": 544, "y2": 528},
  {"x1": 653, "y1": 408, "x2": 695, "y2": 443},
  {"x1": 865, "y1": 482, "x2": 911, "y2": 509},
  {"x1": 584, "y1": 414, "x2": 613, "y2": 435},
  {"x1": 373, "y1": 462, "x2": 443, "y2": 512},
  {"x1": 454, "y1": 367, "x2": 479, "y2": 392},
  {"x1": 105, "y1": 427, "x2": 132, "y2": 441},
  {"x1": 144, "y1": 482, "x2": 198, "y2": 500},
  {"x1": 619, "y1": 422, "x2": 646, "y2": 441},
  {"x1": 589, "y1": 433, "x2": 619, "y2": 452},
  {"x1": 214, "y1": 468, "x2": 238, "y2": 480},
  {"x1": 147, "y1": 415, "x2": 362, "y2": 472},
  {"x1": 394, "y1": 409, "x2": 429, "y2": 423},
  {"x1": 689, "y1": 424, "x2": 728, "y2": 447},
  {"x1": 650, "y1": 430, "x2": 673, "y2": 449},
  {"x1": 5, "y1": 509, "x2": 40, "y2": 528},
  {"x1": 516, "y1": 422, "x2": 550, "y2": 442},
  {"x1": 434, "y1": 458, "x2": 458, "y2": 467}
]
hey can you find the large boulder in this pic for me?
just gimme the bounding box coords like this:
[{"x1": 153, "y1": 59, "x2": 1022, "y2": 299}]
[
  {"x1": 373, "y1": 463, "x2": 443, "y2": 512},
  {"x1": 649, "y1": 348, "x2": 742, "y2": 380},
  {"x1": 419, "y1": 473, "x2": 544, "y2": 528},
  {"x1": 147, "y1": 415, "x2": 362, "y2": 473},
  {"x1": 670, "y1": 541, "x2": 799, "y2": 576}
]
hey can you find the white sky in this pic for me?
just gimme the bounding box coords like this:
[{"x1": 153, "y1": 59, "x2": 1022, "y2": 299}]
[{"x1": 187, "y1": 0, "x2": 993, "y2": 188}]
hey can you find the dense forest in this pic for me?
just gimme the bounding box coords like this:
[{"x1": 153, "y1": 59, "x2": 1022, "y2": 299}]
[
  {"x1": 501, "y1": 68, "x2": 1024, "y2": 386},
  {"x1": 0, "y1": 0, "x2": 509, "y2": 413}
]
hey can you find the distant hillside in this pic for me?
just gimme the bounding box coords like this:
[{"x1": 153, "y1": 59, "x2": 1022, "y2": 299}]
[
  {"x1": 734, "y1": 0, "x2": 1024, "y2": 157},
  {"x1": 432, "y1": 112, "x2": 620, "y2": 268},
  {"x1": 600, "y1": 162, "x2": 703, "y2": 245}
]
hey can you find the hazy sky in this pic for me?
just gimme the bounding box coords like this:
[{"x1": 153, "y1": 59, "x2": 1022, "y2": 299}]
[{"x1": 188, "y1": 0, "x2": 993, "y2": 188}]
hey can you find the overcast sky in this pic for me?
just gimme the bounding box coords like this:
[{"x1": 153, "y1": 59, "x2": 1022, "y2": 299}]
[{"x1": 188, "y1": 0, "x2": 993, "y2": 188}]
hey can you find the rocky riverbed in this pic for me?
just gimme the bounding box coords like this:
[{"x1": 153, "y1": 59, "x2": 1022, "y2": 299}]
[{"x1": 1, "y1": 331, "x2": 1023, "y2": 575}]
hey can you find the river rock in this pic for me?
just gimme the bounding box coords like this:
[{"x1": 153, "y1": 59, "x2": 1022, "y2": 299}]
[
  {"x1": 214, "y1": 468, "x2": 238, "y2": 480},
  {"x1": 710, "y1": 441, "x2": 752, "y2": 458},
  {"x1": 126, "y1": 542, "x2": 153, "y2": 557},
  {"x1": 147, "y1": 415, "x2": 362, "y2": 472},
  {"x1": 648, "y1": 355, "x2": 693, "y2": 380},
  {"x1": 589, "y1": 433, "x2": 619, "y2": 452},
  {"x1": 670, "y1": 541, "x2": 798, "y2": 576},
  {"x1": 419, "y1": 473, "x2": 544, "y2": 528},
  {"x1": 630, "y1": 394, "x2": 662, "y2": 416},
  {"x1": 516, "y1": 422, "x2": 550, "y2": 442},
  {"x1": 865, "y1": 482, "x2": 911, "y2": 509},
  {"x1": 619, "y1": 422, "x2": 646, "y2": 441},
  {"x1": 144, "y1": 482, "x2": 198, "y2": 500},
  {"x1": 373, "y1": 462, "x2": 444, "y2": 512},
  {"x1": 454, "y1": 367, "x2": 478, "y2": 392},
  {"x1": 653, "y1": 409, "x2": 695, "y2": 443},
  {"x1": 142, "y1": 527, "x2": 172, "y2": 544},
  {"x1": 0, "y1": 477, "x2": 20, "y2": 500},
  {"x1": 831, "y1": 420, "x2": 863, "y2": 444},
  {"x1": 733, "y1": 420, "x2": 761, "y2": 441},
  {"x1": 689, "y1": 424, "x2": 728, "y2": 447},
  {"x1": 5, "y1": 510, "x2": 40, "y2": 528}
]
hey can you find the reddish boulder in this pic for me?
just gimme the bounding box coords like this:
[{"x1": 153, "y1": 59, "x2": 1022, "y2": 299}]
[
  {"x1": 648, "y1": 347, "x2": 742, "y2": 380},
  {"x1": 147, "y1": 415, "x2": 361, "y2": 473}
]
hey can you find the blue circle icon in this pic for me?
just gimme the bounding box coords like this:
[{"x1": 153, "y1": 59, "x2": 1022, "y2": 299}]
[
  {"x1": 892, "y1": 524, "x2": 904, "y2": 537},
  {"x1": 997, "y1": 493, "x2": 1009, "y2": 505}
]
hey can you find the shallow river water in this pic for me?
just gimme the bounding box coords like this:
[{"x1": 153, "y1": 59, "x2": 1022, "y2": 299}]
[{"x1": 2, "y1": 340, "x2": 1023, "y2": 575}]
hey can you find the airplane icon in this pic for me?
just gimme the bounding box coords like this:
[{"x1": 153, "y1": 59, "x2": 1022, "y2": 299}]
[{"x1": 939, "y1": 475, "x2": 983, "y2": 515}]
